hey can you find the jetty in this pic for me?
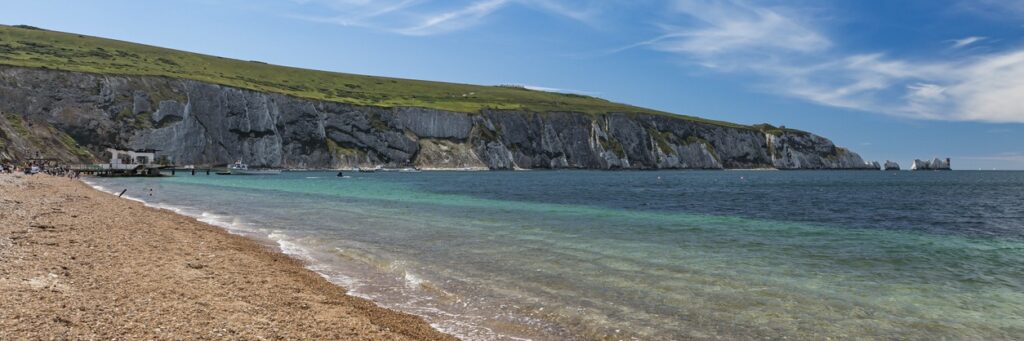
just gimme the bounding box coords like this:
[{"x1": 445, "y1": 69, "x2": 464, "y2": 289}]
[
  {"x1": 67, "y1": 148, "x2": 162, "y2": 177},
  {"x1": 66, "y1": 148, "x2": 223, "y2": 177}
]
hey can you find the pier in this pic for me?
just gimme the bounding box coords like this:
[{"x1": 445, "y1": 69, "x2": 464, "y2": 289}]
[
  {"x1": 66, "y1": 165, "x2": 218, "y2": 177},
  {"x1": 66, "y1": 148, "x2": 215, "y2": 177},
  {"x1": 68, "y1": 163, "x2": 163, "y2": 177},
  {"x1": 163, "y1": 167, "x2": 215, "y2": 176}
]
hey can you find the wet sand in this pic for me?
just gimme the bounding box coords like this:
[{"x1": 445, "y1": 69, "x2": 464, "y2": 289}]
[{"x1": 0, "y1": 174, "x2": 457, "y2": 340}]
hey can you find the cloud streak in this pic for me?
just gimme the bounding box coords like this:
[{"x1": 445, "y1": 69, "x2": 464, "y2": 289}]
[
  {"x1": 657, "y1": 0, "x2": 830, "y2": 56},
  {"x1": 641, "y1": 0, "x2": 1024, "y2": 123},
  {"x1": 521, "y1": 85, "x2": 599, "y2": 96},
  {"x1": 287, "y1": 0, "x2": 423, "y2": 28},
  {"x1": 290, "y1": 0, "x2": 1024, "y2": 123},
  {"x1": 962, "y1": 152, "x2": 1024, "y2": 162},
  {"x1": 950, "y1": 36, "x2": 986, "y2": 49},
  {"x1": 960, "y1": 152, "x2": 1024, "y2": 169},
  {"x1": 290, "y1": 0, "x2": 602, "y2": 36},
  {"x1": 396, "y1": 0, "x2": 510, "y2": 36}
]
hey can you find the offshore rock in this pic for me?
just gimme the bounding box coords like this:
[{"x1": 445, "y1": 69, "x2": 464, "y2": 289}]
[
  {"x1": 911, "y1": 158, "x2": 952, "y2": 171},
  {"x1": 0, "y1": 66, "x2": 873, "y2": 170},
  {"x1": 884, "y1": 160, "x2": 901, "y2": 171}
]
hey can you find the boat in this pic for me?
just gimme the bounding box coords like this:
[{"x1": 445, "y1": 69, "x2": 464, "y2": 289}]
[
  {"x1": 223, "y1": 160, "x2": 281, "y2": 175},
  {"x1": 354, "y1": 166, "x2": 378, "y2": 173}
]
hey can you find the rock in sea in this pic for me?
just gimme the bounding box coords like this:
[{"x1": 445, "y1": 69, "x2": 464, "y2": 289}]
[{"x1": 910, "y1": 158, "x2": 951, "y2": 171}]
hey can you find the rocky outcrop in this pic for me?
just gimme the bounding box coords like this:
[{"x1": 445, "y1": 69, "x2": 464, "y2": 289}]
[
  {"x1": 0, "y1": 66, "x2": 873, "y2": 170},
  {"x1": 763, "y1": 132, "x2": 877, "y2": 170},
  {"x1": 911, "y1": 158, "x2": 951, "y2": 171},
  {"x1": 884, "y1": 160, "x2": 900, "y2": 171}
]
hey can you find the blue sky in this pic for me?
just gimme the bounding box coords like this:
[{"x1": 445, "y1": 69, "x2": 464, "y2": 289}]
[{"x1": 2, "y1": 0, "x2": 1023, "y2": 169}]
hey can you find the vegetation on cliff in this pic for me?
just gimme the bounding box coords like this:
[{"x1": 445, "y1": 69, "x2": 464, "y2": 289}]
[{"x1": 0, "y1": 24, "x2": 749, "y2": 128}]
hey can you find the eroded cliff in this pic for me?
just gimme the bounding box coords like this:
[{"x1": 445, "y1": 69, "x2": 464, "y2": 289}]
[{"x1": 0, "y1": 66, "x2": 875, "y2": 170}]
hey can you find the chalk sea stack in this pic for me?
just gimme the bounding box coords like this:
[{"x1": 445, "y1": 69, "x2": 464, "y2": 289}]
[{"x1": 911, "y1": 158, "x2": 951, "y2": 171}]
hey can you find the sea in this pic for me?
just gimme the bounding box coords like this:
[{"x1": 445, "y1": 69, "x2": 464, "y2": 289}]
[{"x1": 85, "y1": 170, "x2": 1024, "y2": 340}]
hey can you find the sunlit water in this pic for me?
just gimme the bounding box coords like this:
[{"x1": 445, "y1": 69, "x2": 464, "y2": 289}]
[{"x1": 86, "y1": 170, "x2": 1024, "y2": 340}]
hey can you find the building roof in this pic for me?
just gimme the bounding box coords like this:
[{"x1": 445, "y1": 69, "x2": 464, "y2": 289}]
[{"x1": 107, "y1": 148, "x2": 160, "y2": 153}]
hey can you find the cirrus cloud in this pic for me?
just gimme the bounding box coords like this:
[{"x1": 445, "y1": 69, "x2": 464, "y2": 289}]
[
  {"x1": 289, "y1": 0, "x2": 603, "y2": 36},
  {"x1": 633, "y1": 0, "x2": 1024, "y2": 123},
  {"x1": 289, "y1": 0, "x2": 1024, "y2": 123}
]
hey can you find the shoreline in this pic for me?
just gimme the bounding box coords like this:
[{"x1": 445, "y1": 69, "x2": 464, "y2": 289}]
[{"x1": 0, "y1": 174, "x2": 456, "y2": 340}]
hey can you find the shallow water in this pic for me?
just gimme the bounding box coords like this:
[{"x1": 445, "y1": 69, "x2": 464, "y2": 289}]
[{"x1": 88, "y1": 170, "x2": 1024, "y2": 340}]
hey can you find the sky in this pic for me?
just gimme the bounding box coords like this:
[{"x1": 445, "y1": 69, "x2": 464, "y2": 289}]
[{"x1": 2, "y1": 0, "x2": 1023, "y2": 169}]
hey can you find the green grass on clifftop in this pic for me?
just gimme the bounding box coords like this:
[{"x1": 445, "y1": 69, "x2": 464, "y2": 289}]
[{"x1": 0, "y1": 24, "x2": 749, "y2": 128}]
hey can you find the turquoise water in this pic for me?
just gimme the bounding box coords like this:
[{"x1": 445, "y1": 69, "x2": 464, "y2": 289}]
[{"x1": 88, "y1": 171, "x2": 1024, "y2": 340}]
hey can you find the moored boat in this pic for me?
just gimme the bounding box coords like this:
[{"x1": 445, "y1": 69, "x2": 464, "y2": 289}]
[
  {"x1": 224, "y1": 161, "x2": 280, "y2": 175},
  {"x1": 354, "y1": 166, "x2": 379, "y2": 173}
]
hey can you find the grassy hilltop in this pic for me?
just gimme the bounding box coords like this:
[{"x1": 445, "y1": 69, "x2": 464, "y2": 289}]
[{"x1": 0, "y1": 24, "x2": 752, "y2": 129}]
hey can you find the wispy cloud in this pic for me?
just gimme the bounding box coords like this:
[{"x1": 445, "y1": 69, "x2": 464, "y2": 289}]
[
  {"x1": 950, "y1": 36, "x2": 986, "y2": 49},
  {"x1": 656, "y1": 0, "x2": 829, "y2": 56},
  {"x1": 954, "y1": 0, "x2": 1024, "y2": 20},
  {"x1": 397, "y1": 0, "x2": 510, "y2": 36},
  {"x1": 961, "y1": 152, "x2": 1024, "y2": 163},
  {"x1": 287, "y1": 0, "x2": 423, "y2": 28},
  {"x1": 521, "y1": 85, "x2": 599, "y2": 96},
  {"x1": 958, "y1": 152, "x2": 1024, "y2": 169},
  {"x1": 630, "y1": 0, "x2": 1024, "y2": 123},
  {"x1": 958, "y1": 151, "x2": 1024, "y2": 168},
  {"x1": 291, "y1": 0, "x2": 1024, "y2": 123},
  {"x1": 520, "y1": 0, "x2": 601, "y2": 24},
  {"x1": 290, "y1": 0, "x2": 602, "y2": 36}
]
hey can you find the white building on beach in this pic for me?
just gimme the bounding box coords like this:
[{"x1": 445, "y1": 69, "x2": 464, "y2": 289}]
[{"x1": 106, "y1": 148, "x2": 157, "y2": 166}]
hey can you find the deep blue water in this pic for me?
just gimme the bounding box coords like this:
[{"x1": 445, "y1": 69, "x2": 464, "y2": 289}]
[{"x1": 88, "y1": 170, "x2": 1024, "y2": 340}]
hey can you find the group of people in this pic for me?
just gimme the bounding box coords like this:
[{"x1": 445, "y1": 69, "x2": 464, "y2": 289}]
[
  {"x1": 0, "y1": 162, "x2": 80, "y2": 178},
  {"x1": 0, "y1": 163, "x2": 20, "y2": 174}
]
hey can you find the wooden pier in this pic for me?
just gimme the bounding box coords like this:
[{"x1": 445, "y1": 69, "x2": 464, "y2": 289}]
[
  {"x1": 67, "y1": 164, "x2": 218, "y2": 177},
  {"x1": 163, "y1": 167, "x2": 215, "y2": 176},
  {"x1": 66, "y1": 148, "x2": 217, "y2": 177},
  {"x1": 68, "y1": 163, "x2": 164, "y2": 177}
]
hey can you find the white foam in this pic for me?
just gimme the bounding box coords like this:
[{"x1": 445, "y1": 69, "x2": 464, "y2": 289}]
[
  {"x1": 81, "y1": 180, "x2": 114, "y2": 195},
  {"x1": 150, "y1": 202, "x2": 184, "y2": 214},
  {"x1": 404, "y1": 271, "x2": 425, "y2": 289},
  {"x1": 188, "y1": 213, "x2": 247, "y2": 235},
  {"x1": 120, "y1": 194, "x2": 147, "y2": 204},
  {"x1": 309, "y1": 264, "x2": 361, "y2": 291},
  {"x1": 82, "y1": 180, "x2": 147, "y2": 201},
  {"x1": 197, "y1": 211, "x2": 232, "y2": 229},
  {"x1": 267, "y1": 231, "x2": 318, "y2": 262}
]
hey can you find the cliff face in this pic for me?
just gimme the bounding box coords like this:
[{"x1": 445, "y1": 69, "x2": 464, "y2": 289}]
[
  {"x1": 911, "y1": 158, "x2": 951, "y2": 171},
  {"x1": 0, "y1": 66, "x2": 875, "y2": 170}
]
